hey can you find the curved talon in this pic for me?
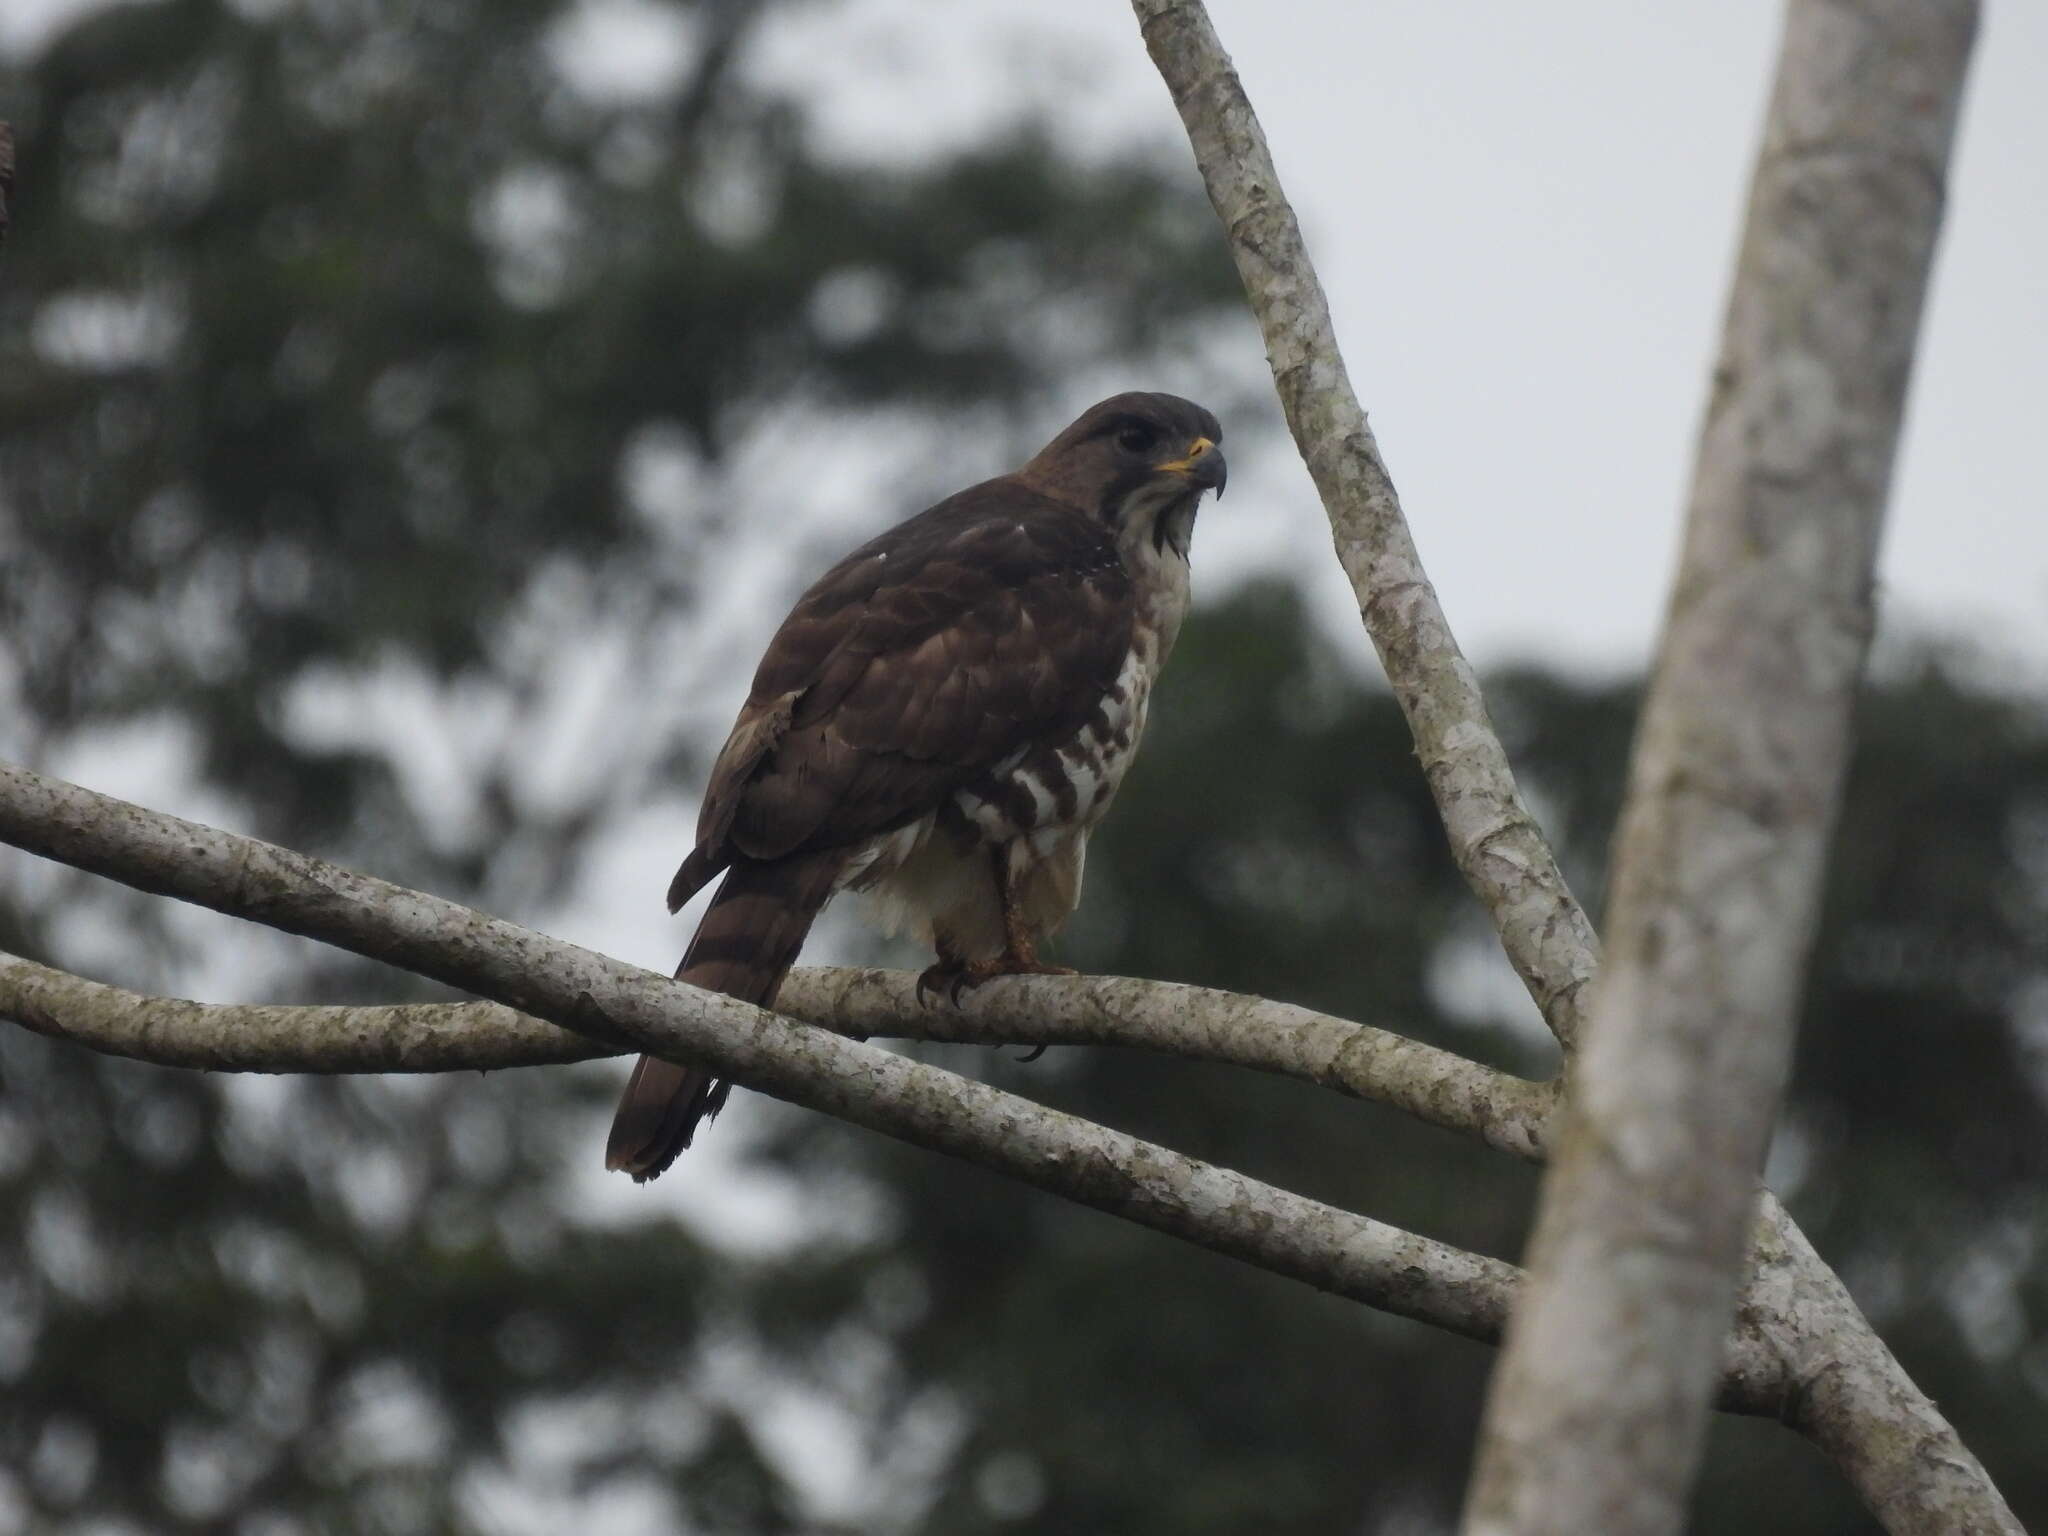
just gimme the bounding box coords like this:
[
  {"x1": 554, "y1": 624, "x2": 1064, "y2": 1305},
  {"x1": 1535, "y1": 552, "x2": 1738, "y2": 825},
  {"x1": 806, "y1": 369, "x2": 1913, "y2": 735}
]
[
  {"x1": 1014, "y1": 1043, "x2": 1049, "y2": 1063},
  {"x1": 915, "y1": 963, "x2": 963, "y2": 1009}
]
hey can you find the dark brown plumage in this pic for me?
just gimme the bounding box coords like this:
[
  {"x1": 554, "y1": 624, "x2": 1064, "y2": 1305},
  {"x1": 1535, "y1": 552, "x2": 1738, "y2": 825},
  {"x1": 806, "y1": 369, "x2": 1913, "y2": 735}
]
[{"x1": 607, "y1": 392, "x2": 1226, "y2": 1180}]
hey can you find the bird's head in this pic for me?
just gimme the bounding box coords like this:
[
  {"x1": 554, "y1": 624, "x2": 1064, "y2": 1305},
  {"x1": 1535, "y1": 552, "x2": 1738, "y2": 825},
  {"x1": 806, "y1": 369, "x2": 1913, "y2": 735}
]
[{"x1": 1017, "y1": 392, "x2": 1226, "y2": 560}]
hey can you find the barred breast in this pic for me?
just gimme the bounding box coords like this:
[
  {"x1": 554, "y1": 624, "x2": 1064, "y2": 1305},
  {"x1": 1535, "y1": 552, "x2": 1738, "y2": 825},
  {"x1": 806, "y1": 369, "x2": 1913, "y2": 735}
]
[
  {"x1": 952, "y1": 643, "x2": 1150, "y2": 847},
  {"x1": 847, "y1": 528, "x2": 1191, "y2": 961}
]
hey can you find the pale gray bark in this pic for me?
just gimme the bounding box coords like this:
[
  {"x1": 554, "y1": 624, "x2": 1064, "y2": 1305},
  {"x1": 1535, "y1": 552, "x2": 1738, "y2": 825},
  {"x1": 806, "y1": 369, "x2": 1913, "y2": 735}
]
[
  {"x1": 1130, "y1": 2, "x2": 2012, "y2": 1532},
  {"x1": 0, "y1": 952, "x2": 1555, "y2": 1156},
  {"x1": 780, "y1": 967, "x2": 1554, "y2": 1158},
  {"x1": 0, "y1": 953, "x2": 609, "y2": 1071},
  {"x1": 1742, "y1": 1188, "x2": 2017, "y2": 1531},
  {"x1": 0, "y1": 760, "x2": 1517, "y2": 1342},
  {"x1": 1132, "y1": 0, "x2": 1598, "y2": 1051},
  {"x1": 0, "y1": 759, "x2": 1870, "y2": 1421},
  {"x1": 0, "y1": 909, "x2": 1975, "y2": 1456},
  {"x1": 1465, "y1": 3, "x2": 1980, "y2": 1531}
]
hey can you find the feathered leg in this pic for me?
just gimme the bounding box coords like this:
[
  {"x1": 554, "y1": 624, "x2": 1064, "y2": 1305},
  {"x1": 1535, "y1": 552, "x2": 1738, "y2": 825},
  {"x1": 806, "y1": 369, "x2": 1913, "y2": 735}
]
[
  {"x1": 916, "y1": 845, "x2": 1076, "y2": 1005},
  {"x1": 605, "y1": 850, "x2": 840, "y2": 1181}
]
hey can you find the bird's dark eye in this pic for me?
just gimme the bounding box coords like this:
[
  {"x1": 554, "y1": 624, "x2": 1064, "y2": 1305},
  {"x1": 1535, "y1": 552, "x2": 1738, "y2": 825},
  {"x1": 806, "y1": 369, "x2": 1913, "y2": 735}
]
[{"x1": 1115, "y1": 423, "x2": 1156, "y2": 455}]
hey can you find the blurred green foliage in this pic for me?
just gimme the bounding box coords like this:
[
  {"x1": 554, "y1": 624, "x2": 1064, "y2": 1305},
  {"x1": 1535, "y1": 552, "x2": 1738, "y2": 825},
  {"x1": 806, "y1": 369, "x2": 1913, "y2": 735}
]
[{"x1": 3, "y1": 1, "x2": 2044, "y2": 1533}]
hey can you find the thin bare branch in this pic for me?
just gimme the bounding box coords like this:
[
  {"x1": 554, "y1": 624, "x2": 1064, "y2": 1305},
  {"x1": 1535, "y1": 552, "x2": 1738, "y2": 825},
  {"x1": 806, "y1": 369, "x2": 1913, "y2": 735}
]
[
  {"x1": 1466, "y1": 3, "x2": 1983, "y2": 1531},
  {"x1": 0, "y1": 953, "x2": 1555, "y2": 1157},
  {"x1": 1133, "y1": 0, "x2": 1599, "y2": 1052},
  {"x1": 794, "y1": 969, "x2": 1560, "y2": 1156},
  {"x1": 1128, "y1": 3, "x2": 2013, "y2": 1532},
  {"x1": 0, "y1": 954, "x2": 604, "y2": 1071},
  {"x1": 0, "y1": 950, "x2": 1947, "y2": 1472},
  {"x1": 0, "y1": 761, "x2": 1877, "y2": 1422},
  {"x1": 0, "y1": 760, "x2": 1518, "y2": 1344}
]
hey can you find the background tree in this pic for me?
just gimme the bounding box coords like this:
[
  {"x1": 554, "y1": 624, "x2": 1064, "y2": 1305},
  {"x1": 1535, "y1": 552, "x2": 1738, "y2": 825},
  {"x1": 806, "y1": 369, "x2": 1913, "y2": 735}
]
[
  {"x1": 0, "y1": 0, "x2": 1246, "y2": 1526},
  {"x1": 2, "y1": 2, "x2": 2043, "y2": 1534}
]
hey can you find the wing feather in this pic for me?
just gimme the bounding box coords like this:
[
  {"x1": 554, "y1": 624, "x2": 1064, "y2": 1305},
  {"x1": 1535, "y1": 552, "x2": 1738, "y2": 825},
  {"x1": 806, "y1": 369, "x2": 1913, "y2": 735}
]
[{"x1": 682, "y1": 478, "x2": 1131, "y2": 879}]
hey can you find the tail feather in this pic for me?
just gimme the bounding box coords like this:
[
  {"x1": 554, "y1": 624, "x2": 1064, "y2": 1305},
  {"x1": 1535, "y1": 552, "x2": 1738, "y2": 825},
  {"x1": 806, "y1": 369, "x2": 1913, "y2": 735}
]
[{"x1": 605, "y1": 851, "x2": 839, "y2": 1181}]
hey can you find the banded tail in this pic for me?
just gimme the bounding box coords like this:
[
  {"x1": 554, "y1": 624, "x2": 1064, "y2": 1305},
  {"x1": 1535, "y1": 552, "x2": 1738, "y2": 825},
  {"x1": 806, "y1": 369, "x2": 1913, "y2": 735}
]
[{"x1": 605, "y1": 850, "x2": 840, "y2": 1181}]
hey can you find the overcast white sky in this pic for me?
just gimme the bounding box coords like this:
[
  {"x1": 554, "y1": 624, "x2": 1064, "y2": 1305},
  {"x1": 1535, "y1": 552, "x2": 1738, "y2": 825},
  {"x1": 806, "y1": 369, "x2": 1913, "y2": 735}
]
[
  {"x1": 744, "y1": 0, "x2": 2048, "y2": 680},
  {"x1": 10, "y1": 0, "x2": 2043, "y2": 676}
]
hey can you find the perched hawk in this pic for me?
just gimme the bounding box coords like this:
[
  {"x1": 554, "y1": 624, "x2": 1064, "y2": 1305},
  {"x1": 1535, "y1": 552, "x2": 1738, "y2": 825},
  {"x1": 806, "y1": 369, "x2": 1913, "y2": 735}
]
[{"x1": 607, "y1": 392, "x2": 1226, "y2": 1179}]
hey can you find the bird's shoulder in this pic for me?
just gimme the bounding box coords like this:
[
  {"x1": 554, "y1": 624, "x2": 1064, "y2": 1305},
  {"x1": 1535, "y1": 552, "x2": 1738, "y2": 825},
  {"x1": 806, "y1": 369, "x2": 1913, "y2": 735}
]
[
  {"x1": 687, "y1": 477, "x2": 1138, "y2": 874},
  {"x1": 752, "y1": 477, "x2": 1127, "y2": 694}
]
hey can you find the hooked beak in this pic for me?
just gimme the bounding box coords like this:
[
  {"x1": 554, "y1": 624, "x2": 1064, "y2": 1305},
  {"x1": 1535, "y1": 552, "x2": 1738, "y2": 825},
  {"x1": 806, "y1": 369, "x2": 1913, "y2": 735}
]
[{"x1": 1156, "y1": 436, "x2": 1227, "y2": 498}]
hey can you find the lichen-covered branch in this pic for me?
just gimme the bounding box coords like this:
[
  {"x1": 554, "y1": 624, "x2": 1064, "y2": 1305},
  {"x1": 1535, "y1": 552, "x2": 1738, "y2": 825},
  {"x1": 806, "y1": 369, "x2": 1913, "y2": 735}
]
[
  {"x1": 1129, "y1": 3, "x2": 2012, "y2": 1532},
  {"x1": 1467, "y1": 4, "x2": 1984, "y2": 1531},
  {"x1": 0, "y1": 954, "x2": 606, "y2": 1072},
  {"x1": 1132, "y1": 0, "x2": 1599, "y2": 1051},
  {"x1": 0, "y1": 759, "x2": 1519, "y2": 1343},
  {"x1": 0, "y1": 761, "x2": 1875, "y2": 1420},
  {"x1": 784, "y1": 968, "x2": 1559, "y2": 1157},
  {"x1": 0, "y1": 953, "x2": 1556, "y2": 1159},
  {"x1": 1740, "y1": 1187, "x2": 2010, "y2": 1530}
]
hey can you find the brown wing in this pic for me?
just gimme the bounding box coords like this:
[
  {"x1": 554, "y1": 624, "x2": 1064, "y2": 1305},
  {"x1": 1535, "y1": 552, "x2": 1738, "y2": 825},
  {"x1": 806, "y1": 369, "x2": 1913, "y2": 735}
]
[{"x1": 668, "y1": 477, "x2": 1133, "y2": 908}]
